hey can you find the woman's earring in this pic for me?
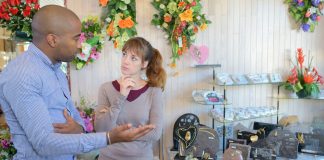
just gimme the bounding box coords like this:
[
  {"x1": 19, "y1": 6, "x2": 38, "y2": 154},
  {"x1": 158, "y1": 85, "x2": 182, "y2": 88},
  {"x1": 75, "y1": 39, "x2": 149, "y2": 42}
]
[{"x1": 141, "y1": 71, "x2": 147, "y2": 80}]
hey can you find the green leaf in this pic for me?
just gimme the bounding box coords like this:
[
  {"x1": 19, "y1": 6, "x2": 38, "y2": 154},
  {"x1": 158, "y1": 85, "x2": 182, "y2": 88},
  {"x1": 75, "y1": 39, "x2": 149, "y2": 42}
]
[
  {"x1": 118, "y1": 2, "x2": 128, "y2": 10},
  {"x1": 122, "y1": 0, "x2": 131, "y2": 4},
  {"x1": 76, "y1": 62, "x2": 85, "y2": 70},
  {"x1": 294, "y1": 14, "x2": 302, "y2": 21},
  {"x1": 86, "y1": 36, "x2": 100, "y2": 46},
  {"x1": 191, "y1": 4, "x2": 202, "y2": 13}
]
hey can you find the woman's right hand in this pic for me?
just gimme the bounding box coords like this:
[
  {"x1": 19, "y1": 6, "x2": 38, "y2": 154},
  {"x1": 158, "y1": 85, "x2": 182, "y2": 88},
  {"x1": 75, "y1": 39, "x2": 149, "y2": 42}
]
[
  {"x1": 119, "y1": 76, "x2": 136, "y2": 97},
  {"x1": 108, "y1": 124, "x2": 155, "y2": 144}
]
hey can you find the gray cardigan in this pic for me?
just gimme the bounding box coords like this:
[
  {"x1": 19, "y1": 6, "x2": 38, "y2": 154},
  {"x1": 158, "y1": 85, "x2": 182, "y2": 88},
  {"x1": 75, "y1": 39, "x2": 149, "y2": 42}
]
[{"x1": 94, "y1": 81, "x2": 163, "y2": 160}]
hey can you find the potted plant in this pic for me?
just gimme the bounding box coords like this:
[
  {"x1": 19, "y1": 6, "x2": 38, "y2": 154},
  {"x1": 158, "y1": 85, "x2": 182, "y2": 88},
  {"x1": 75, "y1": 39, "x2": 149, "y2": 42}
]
[
  {"x1": 0, "y1": 0, "x2": 40, "y2": 41},
  {"x1": 282, "y1": 48, "x2": 324, "y2": 98}
]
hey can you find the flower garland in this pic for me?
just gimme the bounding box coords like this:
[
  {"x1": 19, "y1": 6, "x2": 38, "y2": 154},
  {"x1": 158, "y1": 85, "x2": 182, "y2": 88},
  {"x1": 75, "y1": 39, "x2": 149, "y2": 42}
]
[
  {"x1": 285, "y1": 0, "x2": 324, "y2": 32},
  {"x1": 72, "y1": 16, "x2": 104, "y2": 70},
  {"x1": 151, "y1": 0, "x2": 211, "y2": 65},
  {"x1": 99, "y1": 0, "x2": 137, "y2": 49}
]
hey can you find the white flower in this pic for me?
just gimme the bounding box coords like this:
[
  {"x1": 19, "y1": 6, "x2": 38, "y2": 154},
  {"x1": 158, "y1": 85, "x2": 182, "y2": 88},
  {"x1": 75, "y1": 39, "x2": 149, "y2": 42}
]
[
  {"x1": 162, "y1": 22, "x2": 168, "y2": 28},
  {"x1": 77, "y1": 43, "x2": 92, "y2": 61},
  {"x1": 164, "y1": 34, "x2": 169, "y2": 39},
  {"x1": 157, "y1": 25, "x2": 161, "y2": 29},
  {"x1": 188, "y1": 25, "x2": 194, "y2": 30},
  {"x1": 196, "y1": 16, "x2": 201, "y2": 20},
  {"x1": 105, "y1": 17, "x2": 111, "y2": 22},
  {"x1": 190, "y1": 35, "x2": 196, "y2": 40},
  {"x1": 160, "y1": 4, "x2": 165, "y2": 9}
]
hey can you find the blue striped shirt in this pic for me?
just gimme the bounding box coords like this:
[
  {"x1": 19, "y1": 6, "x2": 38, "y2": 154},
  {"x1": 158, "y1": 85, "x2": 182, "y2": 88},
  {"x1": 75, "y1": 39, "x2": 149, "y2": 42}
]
[{"x1": 0, "y1": 43, "x2": 107, "y2": 160}]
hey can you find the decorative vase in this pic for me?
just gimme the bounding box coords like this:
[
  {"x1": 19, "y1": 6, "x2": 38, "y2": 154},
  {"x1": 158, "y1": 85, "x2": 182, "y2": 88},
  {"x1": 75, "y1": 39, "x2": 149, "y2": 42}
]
[
  {"x1": 296, "y1": 89, "x2": 319, "y2": 99},
  {"x1": 296, "y1": 89, "x2": 309, "y2": 98},
  {"x1": 14, "y1": 31, "x2": 32, "y2": 42}
]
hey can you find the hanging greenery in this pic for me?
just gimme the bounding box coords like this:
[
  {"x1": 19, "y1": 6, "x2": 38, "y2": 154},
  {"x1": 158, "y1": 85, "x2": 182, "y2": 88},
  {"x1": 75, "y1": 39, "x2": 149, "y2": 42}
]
[
  {"x1": 99, "y1": 0, "x2": 137, "y2": 49},
  {"x1": 285, "y1": 0, "x2": 324, "y2": 32},
  {"x1": 151, "y1": 0, "x2": 211, "y2": 65}
]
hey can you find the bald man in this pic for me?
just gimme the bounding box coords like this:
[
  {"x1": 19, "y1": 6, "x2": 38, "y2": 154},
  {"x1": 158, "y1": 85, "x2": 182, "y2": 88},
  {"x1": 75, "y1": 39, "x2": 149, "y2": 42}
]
[{"x1": 0, "y1": 5, "x2": 154, "y2": 160}]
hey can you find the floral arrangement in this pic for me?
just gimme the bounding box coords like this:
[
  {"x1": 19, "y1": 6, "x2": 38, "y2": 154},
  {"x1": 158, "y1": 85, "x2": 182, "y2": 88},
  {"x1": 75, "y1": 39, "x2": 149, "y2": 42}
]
[
  {"x1": 282, "y1": 48, "x2": 324, "y2": 98},
  {"x1": 285, "y1": 0, "x2": 324, "y2": 32},
  {"x1": 99, "y1": 0, "x2": 137, "y2": 49},
  {"x1": 76, "y1": 96, "x2": 95, "y2": 133},
  {"x1": 72, "y1": 16, "x2": 104, "y2": 70},
  {"x1": 151, "y1": 0, "x2": 211, "y2": 65},
  {"x1": 0, "y1": 0, "x2": 40, "y2": 39},
  {"x1": 0, "y1": 127, "x2": 16, "y2": 159}
]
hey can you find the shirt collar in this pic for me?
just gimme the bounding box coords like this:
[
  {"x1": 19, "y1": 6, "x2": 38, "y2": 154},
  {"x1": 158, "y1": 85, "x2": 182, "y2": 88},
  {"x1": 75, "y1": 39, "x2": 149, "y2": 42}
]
[{"x1": 28, "y1": 43, "x2": 62, "y2": 70}]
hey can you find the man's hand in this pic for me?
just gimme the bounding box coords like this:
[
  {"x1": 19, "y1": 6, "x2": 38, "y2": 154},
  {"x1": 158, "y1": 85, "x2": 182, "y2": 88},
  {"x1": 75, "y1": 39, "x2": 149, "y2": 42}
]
[
  {"x1": 53, "y1": 109, "x2": 84, "y2": 134},
  {"x1": 108, "y1": 124, "x2": 155, "y2": 144}
]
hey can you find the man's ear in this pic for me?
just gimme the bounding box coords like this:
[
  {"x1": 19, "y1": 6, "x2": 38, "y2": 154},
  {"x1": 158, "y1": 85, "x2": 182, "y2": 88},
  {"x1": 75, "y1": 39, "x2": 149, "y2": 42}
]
[
  {"x1": 46, "y1": 34, "x2": 59, "y2": 48},
  {"x1": 142, "y1": 61, "x2": 149, "y2": 69}
]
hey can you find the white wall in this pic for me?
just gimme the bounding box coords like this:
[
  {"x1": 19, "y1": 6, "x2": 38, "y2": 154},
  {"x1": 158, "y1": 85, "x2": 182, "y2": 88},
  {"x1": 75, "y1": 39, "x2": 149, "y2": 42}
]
[{"x1": 67, "y1": 0, "x2": 324, "y2": 159}]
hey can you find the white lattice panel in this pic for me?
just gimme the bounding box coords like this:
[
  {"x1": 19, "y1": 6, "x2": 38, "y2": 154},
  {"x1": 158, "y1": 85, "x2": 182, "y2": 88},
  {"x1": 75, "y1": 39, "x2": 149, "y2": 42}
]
[{"x1": 39, "y1": 0, "x2": 65, "y2": 7}]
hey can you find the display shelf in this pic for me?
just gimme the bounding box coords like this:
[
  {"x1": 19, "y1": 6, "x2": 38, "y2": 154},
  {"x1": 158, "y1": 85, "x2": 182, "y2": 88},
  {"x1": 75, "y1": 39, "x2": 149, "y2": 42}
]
[
  {"x1": 212, "y1": 82, "x2": 281, "y2": 86},
  {"x1": 192, "y1": 67, "x2": 283, "y2": 154},
  {"x1": 211, "y1": 113, "x2": 284, "y2": 125},
  {"x1": 192, "y1": 89, "x2": 230, "y2": 105},
  {"x1": 272, "y1": 96, "x2": 324, "y2": 100},
  {"x1": 193, "y1": 64, "x2": 222, "y2": 128},
  {"x1": 194, "y1": 100, "x2": 231, "y2": 105},
  {"x1": 215, "y1": 151, "x2": 324, "y2": 160},
  {"x1": 194, "y1": 64, "x2": 222, "y2": 68}
]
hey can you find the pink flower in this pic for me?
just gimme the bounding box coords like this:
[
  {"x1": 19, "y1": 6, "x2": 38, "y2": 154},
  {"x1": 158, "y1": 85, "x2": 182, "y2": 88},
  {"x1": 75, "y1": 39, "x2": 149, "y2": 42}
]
[
  {"x1": 79, "y1": 52, "x2": 85, "y2": 58},
  {"x1": 79, "y1": 111, "x2": 86, "y2": 118},
  {"x1": 316, "y1": 16, "x2": 320, "y2": 21},
  {"x1": 181, "y1": 21, "x2": 187, "y2": 28},
  {"x1": 191, "y1": 1, "x2": 197, "y2": 6},
  {"x1": 90, "y1": 51, "x2": 100, "y2": 60},
  {"x1": 83, "y1": 116, "x2": 94, "y2": 132},
  {"x1": 1, "y1": 139, "x2": 9, "y2": 149},
  {"x1": 79, "y1": 33, "x2": 86, "y2": 43},
  {"x1": 305, "y1": 11, "x2": 311, "y2": 17},
  {"x1": 318, "y1": 75, "x2": 324, "y2": 85},
  {"x1": 298, "y1": 0, "x2": 303, "y2": 3}
]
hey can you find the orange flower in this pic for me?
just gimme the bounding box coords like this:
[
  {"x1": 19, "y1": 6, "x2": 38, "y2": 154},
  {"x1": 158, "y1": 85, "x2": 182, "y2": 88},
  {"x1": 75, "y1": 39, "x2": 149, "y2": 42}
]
[
  {"x1": 169, "y1": 62, "x2": 176, "y2": 69},
  {"x1": 118, "y1": 19, "x2": 127, "y2": 29},
  {"x1": 106, "y1": 21, "x2": 114, "y2": 36},
  {"x1": 164, "y1": 14, "x2": 172, "y2": 23},
  {"x1": 118, "y1": 17, "x2": 134, "y2": 29},
  {"x1": 193, "y1": 26, "x2": 198, "y2": 33},
  {"x1": 297, "y1": 48, "x2": 304, "y2": 69},
  {"x1": 124, "y1": 17, "x2": 134, "y2": 28},
  {"x1": 200, "y1": 23, "x2": 207, "y2": 31},
  {"x1": 304, "y1": 72, "x2": 314, "y2": 84},
  {"x1": 178, "y1": 1, "x2": 186, "y2": 7},
  {"x1": 177, "y1": 48, "x2": 183, "y2": 55},
  {"x1": 114, "y1": 41, "x2": 118, "y2": 48},
  {"x1": 179, "y1": 9, "x2": 193, "y2": 22},
  {"x1": 99, "y1": 0, "x2": 109, "y2": 7},
  {"x1": 287, "y1": 67, "x2": 298, "y2": 84}
]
